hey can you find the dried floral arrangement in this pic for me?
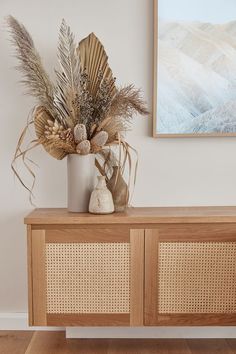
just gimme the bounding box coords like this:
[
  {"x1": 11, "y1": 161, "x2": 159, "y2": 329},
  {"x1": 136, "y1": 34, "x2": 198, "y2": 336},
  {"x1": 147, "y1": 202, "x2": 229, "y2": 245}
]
[{"x1": 8, "y1": 16, "x2": 148, "y2": 203}]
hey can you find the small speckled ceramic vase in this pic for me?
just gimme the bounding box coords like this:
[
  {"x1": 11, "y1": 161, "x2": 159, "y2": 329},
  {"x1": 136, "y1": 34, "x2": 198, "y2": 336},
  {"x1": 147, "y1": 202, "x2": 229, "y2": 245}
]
[{"x1": 89, "y1": 176, "x2": 114, "y2": 214}]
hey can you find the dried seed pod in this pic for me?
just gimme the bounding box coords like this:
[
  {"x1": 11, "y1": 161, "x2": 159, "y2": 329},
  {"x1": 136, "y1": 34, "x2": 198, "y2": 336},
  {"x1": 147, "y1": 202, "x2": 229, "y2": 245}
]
[
  {"x1": 34, "y1": 106, "x2": 67, "y2": 160},
  {"x1": 59, "y1": 128, "x2": 74, "y2": 143},
  {"x1": 74, "y1": 124, "x2": 87, "y2": 143},
  {"x1": 47, "y1": 119, "x2": 54, "y2": 127},
  {"x1": 44, "y1": 119, "x2": 64, "y2": 140},
  {"x1": 76, "y1": 140, "x2": 91, "y2": 155},
  {"x1": 91, "y1": 131, "x2": 108, "y2": 152}
]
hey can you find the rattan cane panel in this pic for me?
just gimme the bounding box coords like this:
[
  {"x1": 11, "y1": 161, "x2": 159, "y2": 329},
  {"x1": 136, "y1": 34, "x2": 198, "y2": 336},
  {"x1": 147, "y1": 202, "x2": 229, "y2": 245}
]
[
  {"x1": 46, "y1": 243, "x2": 130, "y2": 314},
  {"x1": 158, "y1": 242, "x2": 236, "y2": 314}
]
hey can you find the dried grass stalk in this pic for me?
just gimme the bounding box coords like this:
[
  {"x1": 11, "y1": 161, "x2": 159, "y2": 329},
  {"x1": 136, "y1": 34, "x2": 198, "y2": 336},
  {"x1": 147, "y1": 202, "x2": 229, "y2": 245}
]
[
  {"x1": 11, "y1": 110, "x2": 40, "y2": 204},
  {"x1": 98, "y1": 84, "x2": 148, "y2": 141},
  {"x1": 7, "y1": 16, "x2": 55, "y2": 115}
]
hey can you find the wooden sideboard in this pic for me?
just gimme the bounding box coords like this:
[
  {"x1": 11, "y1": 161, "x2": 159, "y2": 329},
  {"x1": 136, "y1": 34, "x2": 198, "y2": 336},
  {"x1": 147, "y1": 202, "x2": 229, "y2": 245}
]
[{"x1": 25, "y1": 207, "x2": 236, "y2": 327}]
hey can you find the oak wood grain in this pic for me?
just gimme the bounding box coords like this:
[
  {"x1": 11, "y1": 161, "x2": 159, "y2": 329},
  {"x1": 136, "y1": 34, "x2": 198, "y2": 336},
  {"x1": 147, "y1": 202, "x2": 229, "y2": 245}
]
[
  {"x1": 0, "y1": 331, "x2": 235, "y2": 354},
  {"x1": 45, "y1": 228, "x2": 129, "y2": 243},
  {"x1": 0, "y1": 331, "x2": 34, "y2": 354},
  {"x1": 226, "y1": 339, "x2": 236, "y2": 353},
  {"x1": 155, "y1": 314, "x2": 236, "y2": 326},
  {"x1": 157, "y1": 223, "x2": 236, "y2": 242},
  {"x1": 130, "y1": 229, "x2": 144, "y2": 326},
  {"x1": 46, "y1": 314, "x2": 130, "y2": 326},
  {"x1": 187, "y1": 339, "x2": 233, "y2": 354},
  {"x1": 152, "y1": 0, "x2": 158, "y2": 138},
  {"x1": 25, "y1": 332, "x2": 191, "y2": 354},
  {"x1": 144, "y1": 229, "x2": 159, "y2": 326},
  {"x1": 31, "y1": 230, "x2": 47, "y2": 326},
  {"x1": 25, "y1": 206, "x2": 236, "y2": 225},
  {"x1": 27, "y1": 226, "x2": 33, "y2": 326}
]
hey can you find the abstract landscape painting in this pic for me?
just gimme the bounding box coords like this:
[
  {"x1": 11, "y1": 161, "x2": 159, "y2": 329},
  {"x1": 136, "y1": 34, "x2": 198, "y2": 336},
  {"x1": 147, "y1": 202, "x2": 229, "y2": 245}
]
[{"x1": 154, "y1": 0, "x2": 236, "y2": 136}]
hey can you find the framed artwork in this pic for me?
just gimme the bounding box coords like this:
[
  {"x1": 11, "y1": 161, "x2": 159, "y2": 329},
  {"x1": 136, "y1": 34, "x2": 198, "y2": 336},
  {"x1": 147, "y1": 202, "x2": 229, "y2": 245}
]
[{"x1": 153, "y1": 0, "x2": 236, "y2": 137}]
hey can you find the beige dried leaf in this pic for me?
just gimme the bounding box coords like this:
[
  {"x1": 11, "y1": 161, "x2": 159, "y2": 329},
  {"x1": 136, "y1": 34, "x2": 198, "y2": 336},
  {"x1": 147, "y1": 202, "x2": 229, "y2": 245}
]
[{"x1": 77, "y1": 32, "x2": 116, "y2": 98}]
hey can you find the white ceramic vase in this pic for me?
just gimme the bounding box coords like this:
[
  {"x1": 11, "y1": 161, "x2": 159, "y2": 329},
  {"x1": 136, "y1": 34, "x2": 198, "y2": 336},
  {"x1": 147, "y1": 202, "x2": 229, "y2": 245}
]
[
  {"x1": 89, "y1": 176, "x2": 114, "y2": 214},
  {"x1": 67, "y1": 154, "x2": 95, "y2": 212}
]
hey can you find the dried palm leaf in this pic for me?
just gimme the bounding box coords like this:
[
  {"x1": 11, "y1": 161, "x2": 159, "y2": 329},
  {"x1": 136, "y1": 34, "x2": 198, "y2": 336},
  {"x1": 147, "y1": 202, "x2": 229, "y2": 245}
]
[
  {"x1": 34, "y1": 106, "x2": 67, "y2": 159},
  {"x1": 78, "y1": 32, "x2": 116, "y2": 99},
  {"x1": 7, "y1": 16, "x2": 55, "y2": 115},
  {"x1": 54, "y1": 19, "x2": 80, "y2": 127},
  {"x1": 39, "y1": 136, "x2": 75, "y2": 155}
]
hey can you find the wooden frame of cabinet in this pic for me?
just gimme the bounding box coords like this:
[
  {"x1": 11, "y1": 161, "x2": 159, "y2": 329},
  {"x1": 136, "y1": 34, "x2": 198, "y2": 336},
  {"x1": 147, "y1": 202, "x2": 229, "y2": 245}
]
[
  {"x1": 145, "y1": 225, "x2": 236, "y2": 326},
  {"x1": 25, "y1": 207, "x2": 236, "y2": 327},
  {"x1": 27, "y1": 224, "x2": 144, "y2": 327}
]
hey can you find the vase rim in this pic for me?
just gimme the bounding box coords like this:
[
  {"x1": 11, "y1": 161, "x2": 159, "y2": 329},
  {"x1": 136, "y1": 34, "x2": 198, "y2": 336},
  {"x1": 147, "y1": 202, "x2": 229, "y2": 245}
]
[
  {"x1": 67, "y1": 152, "x2": 94, "y2": 156},
  {"x1": 68, "y1": 153, "x2": 94, "y2": 157}
]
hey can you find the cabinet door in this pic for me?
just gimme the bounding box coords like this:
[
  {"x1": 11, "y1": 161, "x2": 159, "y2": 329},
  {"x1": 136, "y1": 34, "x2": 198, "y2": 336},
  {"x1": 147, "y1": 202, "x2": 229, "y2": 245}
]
[
  {"x1": 145, "y1": 225, "x2": 236, "y2": 326},
  {"x1": 28, "y1": 227, "x2": 144, "y2": 327}
]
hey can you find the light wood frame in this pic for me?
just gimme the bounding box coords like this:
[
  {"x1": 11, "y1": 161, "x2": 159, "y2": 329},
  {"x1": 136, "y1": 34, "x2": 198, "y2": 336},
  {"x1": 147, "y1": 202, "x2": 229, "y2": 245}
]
[
  {"x1": 26, "y1": 208, "x2": 236, "y2": 327},
  {"x1": 152, "y1": 0, "x2": 236, "y2": 138},
  {"x1": 28, "y1": 226, "x2": 144, "y2": 327},
  {"x1": 145, "y1": 225, "x2": 236, "y2": 325}
]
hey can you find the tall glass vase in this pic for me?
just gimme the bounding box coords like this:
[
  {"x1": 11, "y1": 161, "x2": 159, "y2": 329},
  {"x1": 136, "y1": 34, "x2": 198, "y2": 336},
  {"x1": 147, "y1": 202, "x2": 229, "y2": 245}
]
[{"x1": 67, "y1": 154, "x2": 95, "y2": 212}]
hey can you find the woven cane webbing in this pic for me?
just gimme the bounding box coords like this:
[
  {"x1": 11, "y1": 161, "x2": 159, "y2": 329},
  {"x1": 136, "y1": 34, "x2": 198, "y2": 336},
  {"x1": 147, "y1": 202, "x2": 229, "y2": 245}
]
[
  {"x1": 158, "y1": 242, "x2": 236, "y2": 314},
  {"x1": 46, "y1": 243, "x2": 130, "y2": 314}
]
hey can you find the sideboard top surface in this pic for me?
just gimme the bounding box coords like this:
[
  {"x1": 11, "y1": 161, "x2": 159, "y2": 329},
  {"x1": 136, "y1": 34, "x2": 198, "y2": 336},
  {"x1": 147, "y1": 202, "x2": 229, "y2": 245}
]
[{"x1": 24, "y1": 206, "x2": 236, "y2": 225}]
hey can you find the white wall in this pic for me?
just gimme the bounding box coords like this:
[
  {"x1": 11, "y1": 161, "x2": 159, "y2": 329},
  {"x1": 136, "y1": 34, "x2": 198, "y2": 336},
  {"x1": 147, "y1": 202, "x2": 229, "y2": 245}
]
[{"x1": 1, "y1": 0, "x2": 236, "y2": 314}]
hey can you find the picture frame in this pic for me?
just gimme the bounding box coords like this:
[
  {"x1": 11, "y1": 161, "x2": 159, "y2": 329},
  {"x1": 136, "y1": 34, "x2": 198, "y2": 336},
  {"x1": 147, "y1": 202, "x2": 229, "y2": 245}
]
[{"x1": 153, "y1": 0, "x2": 236, "y2": 138}]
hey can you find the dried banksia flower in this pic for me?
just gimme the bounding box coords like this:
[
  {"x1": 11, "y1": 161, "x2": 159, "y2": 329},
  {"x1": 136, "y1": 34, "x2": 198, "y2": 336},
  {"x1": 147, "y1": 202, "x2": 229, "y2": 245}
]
[
  {"x1": 76, "y1": 140, "x2": 91, "y2": 155},
  {"x1": 74, "y1": 124, "x2": 87, "y2": 143},
  {"x1": 91, "y1": 131, "x2": 108, "y2": 152}
]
